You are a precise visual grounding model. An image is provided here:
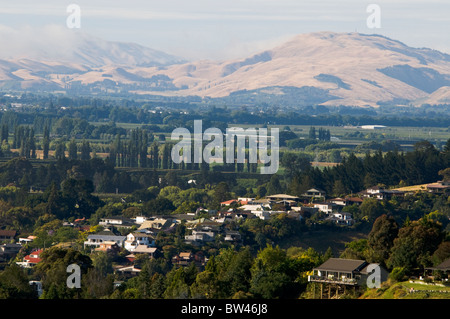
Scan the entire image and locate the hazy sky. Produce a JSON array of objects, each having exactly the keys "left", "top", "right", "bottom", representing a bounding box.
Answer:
[{"left": 1, "top": 0, "right": 449, "bottom": 61}]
